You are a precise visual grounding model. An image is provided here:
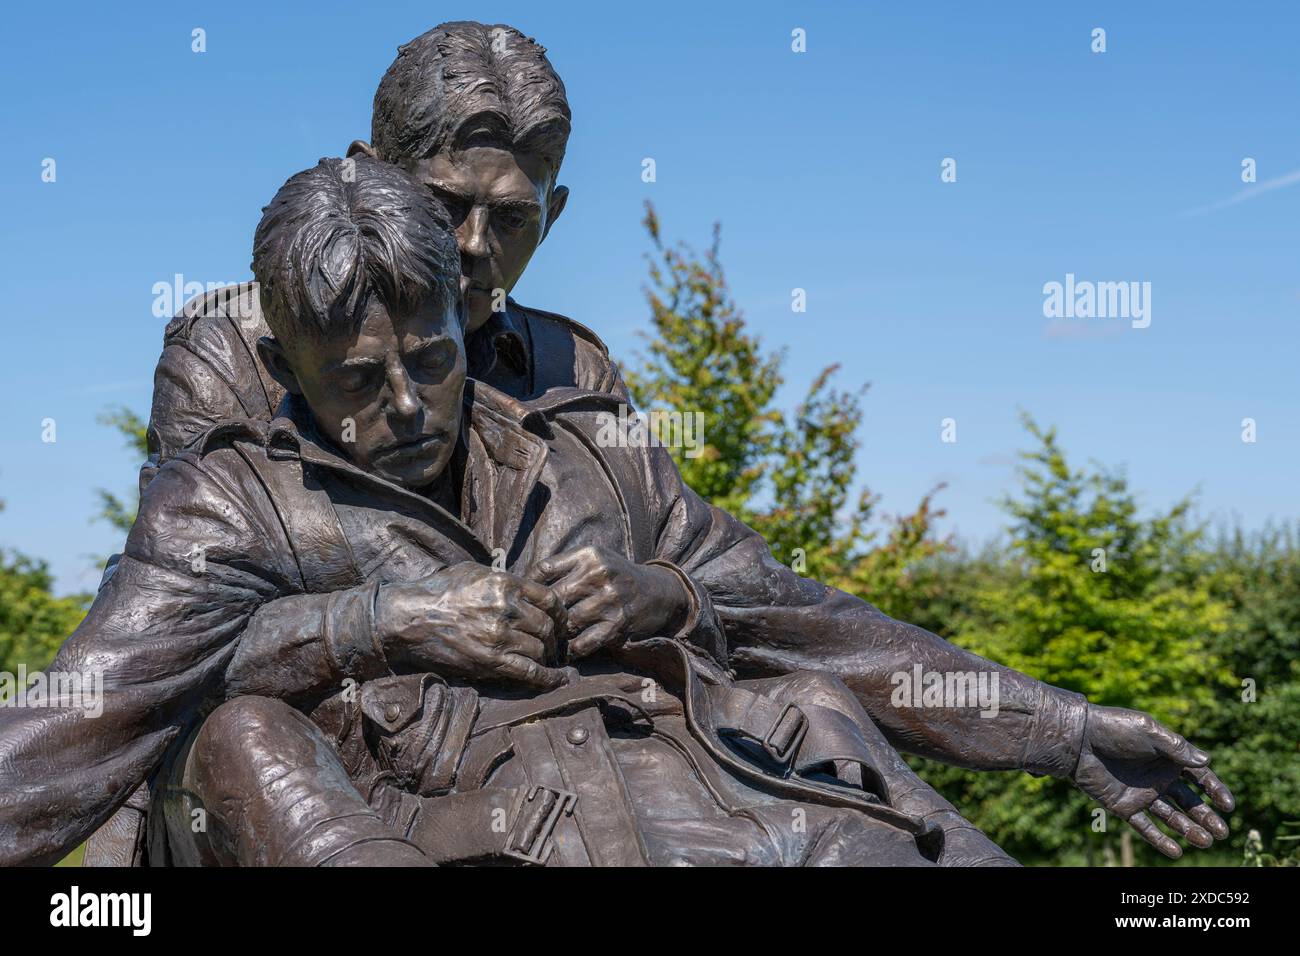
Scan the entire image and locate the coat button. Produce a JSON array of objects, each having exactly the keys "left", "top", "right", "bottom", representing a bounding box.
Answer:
[
  {"left": 385, "top": 703, "right": 401, "bottom": 722},
  {"left": 566, "top": 726, "right": 589, "bottom": 746}
]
